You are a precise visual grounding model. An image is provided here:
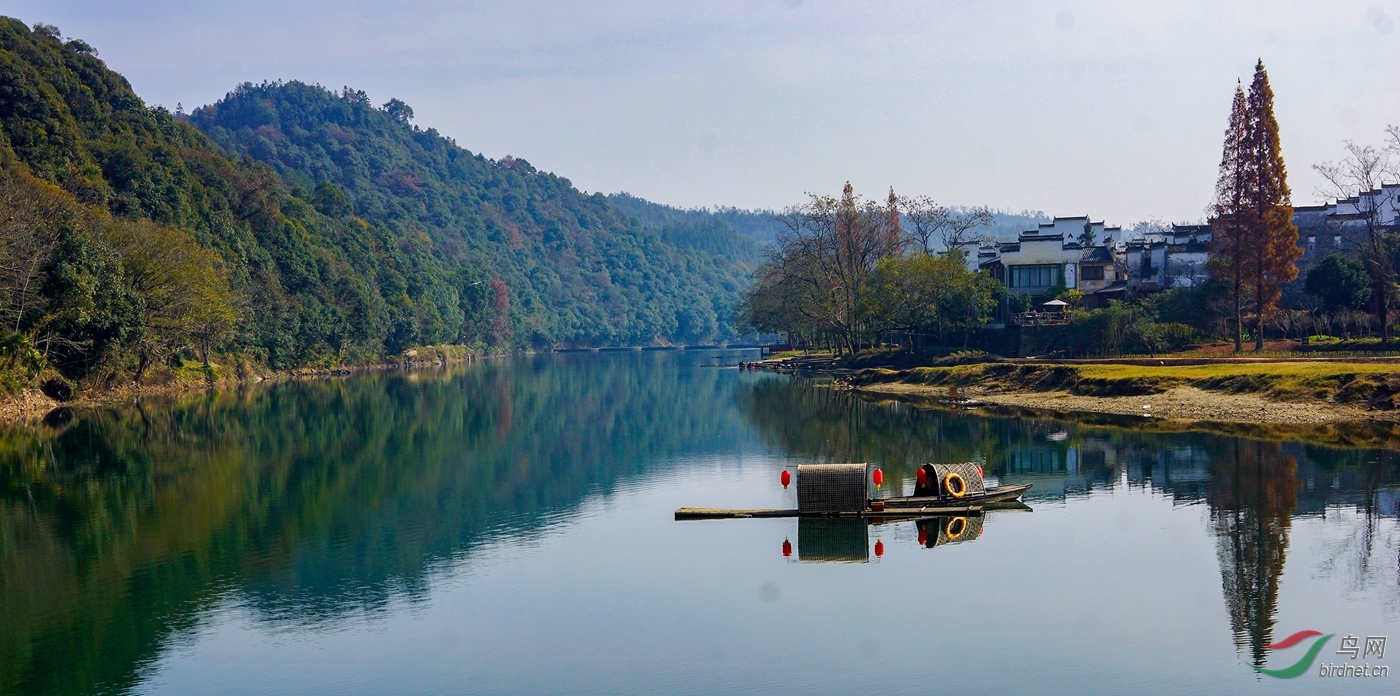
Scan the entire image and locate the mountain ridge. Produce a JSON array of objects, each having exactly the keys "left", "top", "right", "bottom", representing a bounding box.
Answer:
[
  {"left": 0, "top": 16, "right": 759, "bottom": 396},
  {"left": 189, "top": 80, "right": 748, "bottom": 348}
]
